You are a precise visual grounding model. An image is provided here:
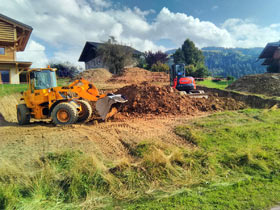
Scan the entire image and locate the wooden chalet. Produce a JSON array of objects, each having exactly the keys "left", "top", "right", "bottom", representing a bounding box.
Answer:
[
  {"left": 259, "top": 41, "right": 280, "bottom": 66},
  {"left": 0, "top": 13, "right": 33, "bottom": 84}
]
